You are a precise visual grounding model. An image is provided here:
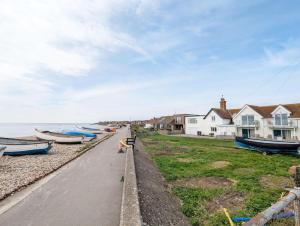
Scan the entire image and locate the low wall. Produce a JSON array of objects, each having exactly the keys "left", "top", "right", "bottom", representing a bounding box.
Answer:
[{"left": 119, "top": 143, "right": 141, "bottom": 226}]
